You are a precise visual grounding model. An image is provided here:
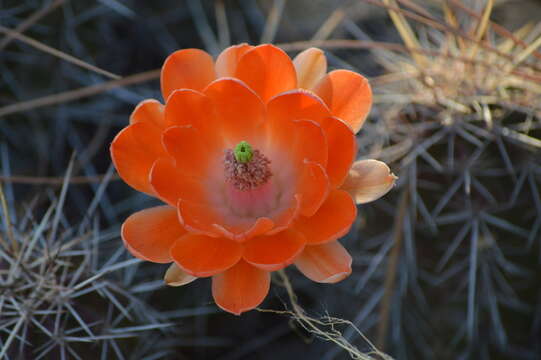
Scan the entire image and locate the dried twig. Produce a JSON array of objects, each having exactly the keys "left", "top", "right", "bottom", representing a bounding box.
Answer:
[
  {"left": 0, "top": 25, "right": 120, "bottom": 79},
  {"left": 0, "top": 173, "right": 120, "bottom": 185},
  {"left": 0, "top": 0, "right": 66, "bottom": 50},
  {"left": 260, "top": 0, "right": 287, "bottom": 44},
  {"left": 311, "top": 8, "right": 346, "bottom": 41},
  {"left": 257, "top": 270, "right": 392, "bottom": 360},
  {"left": 0, "top": 69, "right": 159, "bottom": 117}
]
